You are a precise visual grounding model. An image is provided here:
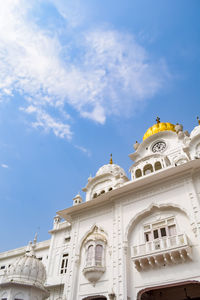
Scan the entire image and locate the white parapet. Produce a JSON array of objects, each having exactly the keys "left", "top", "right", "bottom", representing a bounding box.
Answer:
[{"left": 131, "top": 233, "right": 192, "bottom": 271}]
